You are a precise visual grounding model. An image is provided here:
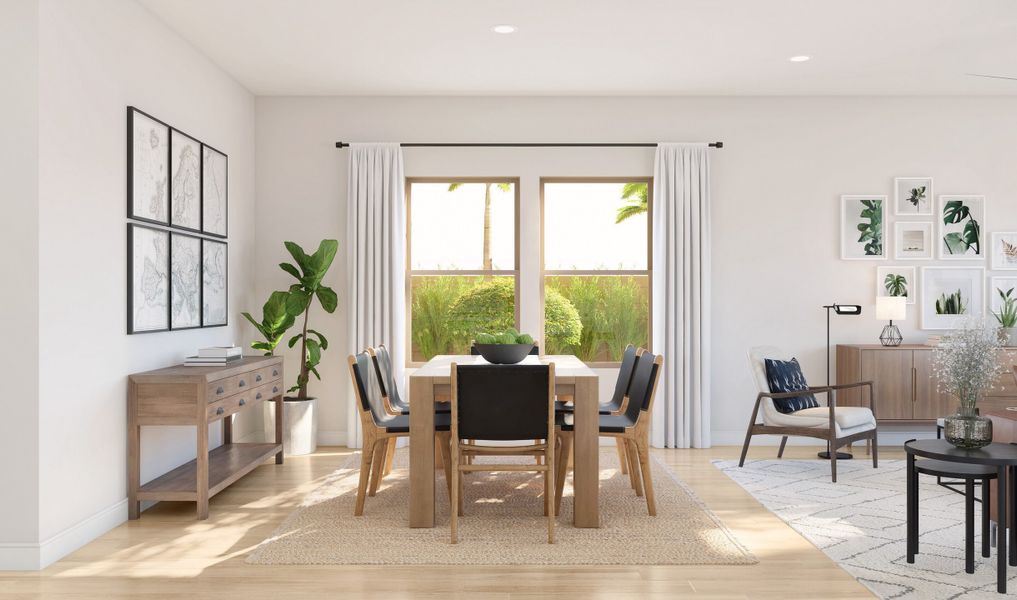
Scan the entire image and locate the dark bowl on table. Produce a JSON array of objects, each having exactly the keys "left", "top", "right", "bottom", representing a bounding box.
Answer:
[{"left": 474, "top": 344, "right": 535, "bottom": 365}]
